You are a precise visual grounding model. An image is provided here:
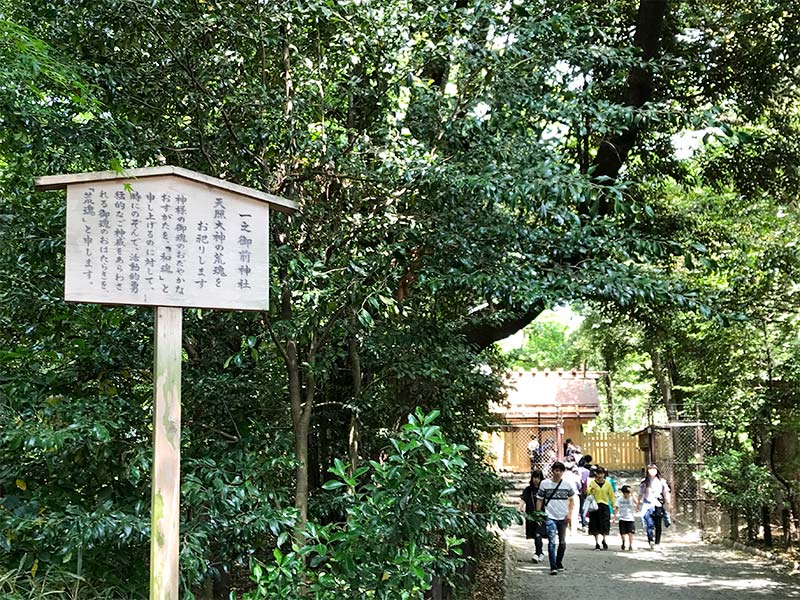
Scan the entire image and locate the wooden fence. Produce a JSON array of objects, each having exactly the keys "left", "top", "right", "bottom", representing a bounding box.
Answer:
[
  {"left": 577, "top": 432, "right": 642, "bottom": 471},
  {"left": 485, "top": 429, "right": 645, "bottom": 472}
]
